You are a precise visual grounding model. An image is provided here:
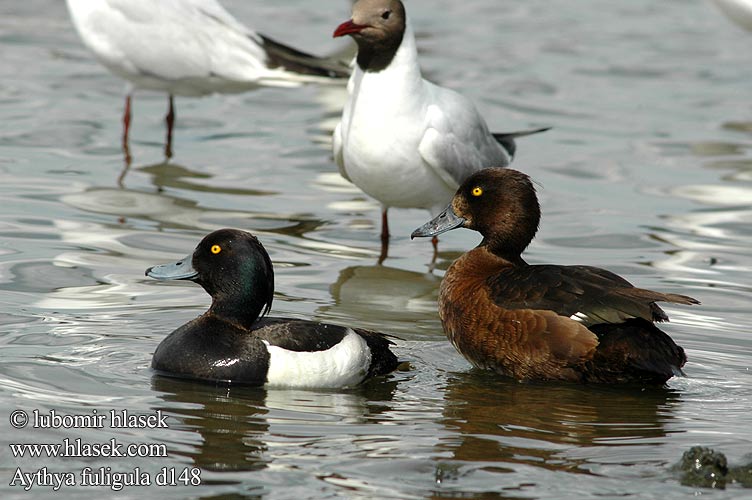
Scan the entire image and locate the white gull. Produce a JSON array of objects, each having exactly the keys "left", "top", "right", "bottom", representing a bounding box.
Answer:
[
  {"left": 332, "top": 0, "right": 548, "bottom": 262},
  {"left": 66, "top": 0, "right": 349, "bottom": 158}
]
